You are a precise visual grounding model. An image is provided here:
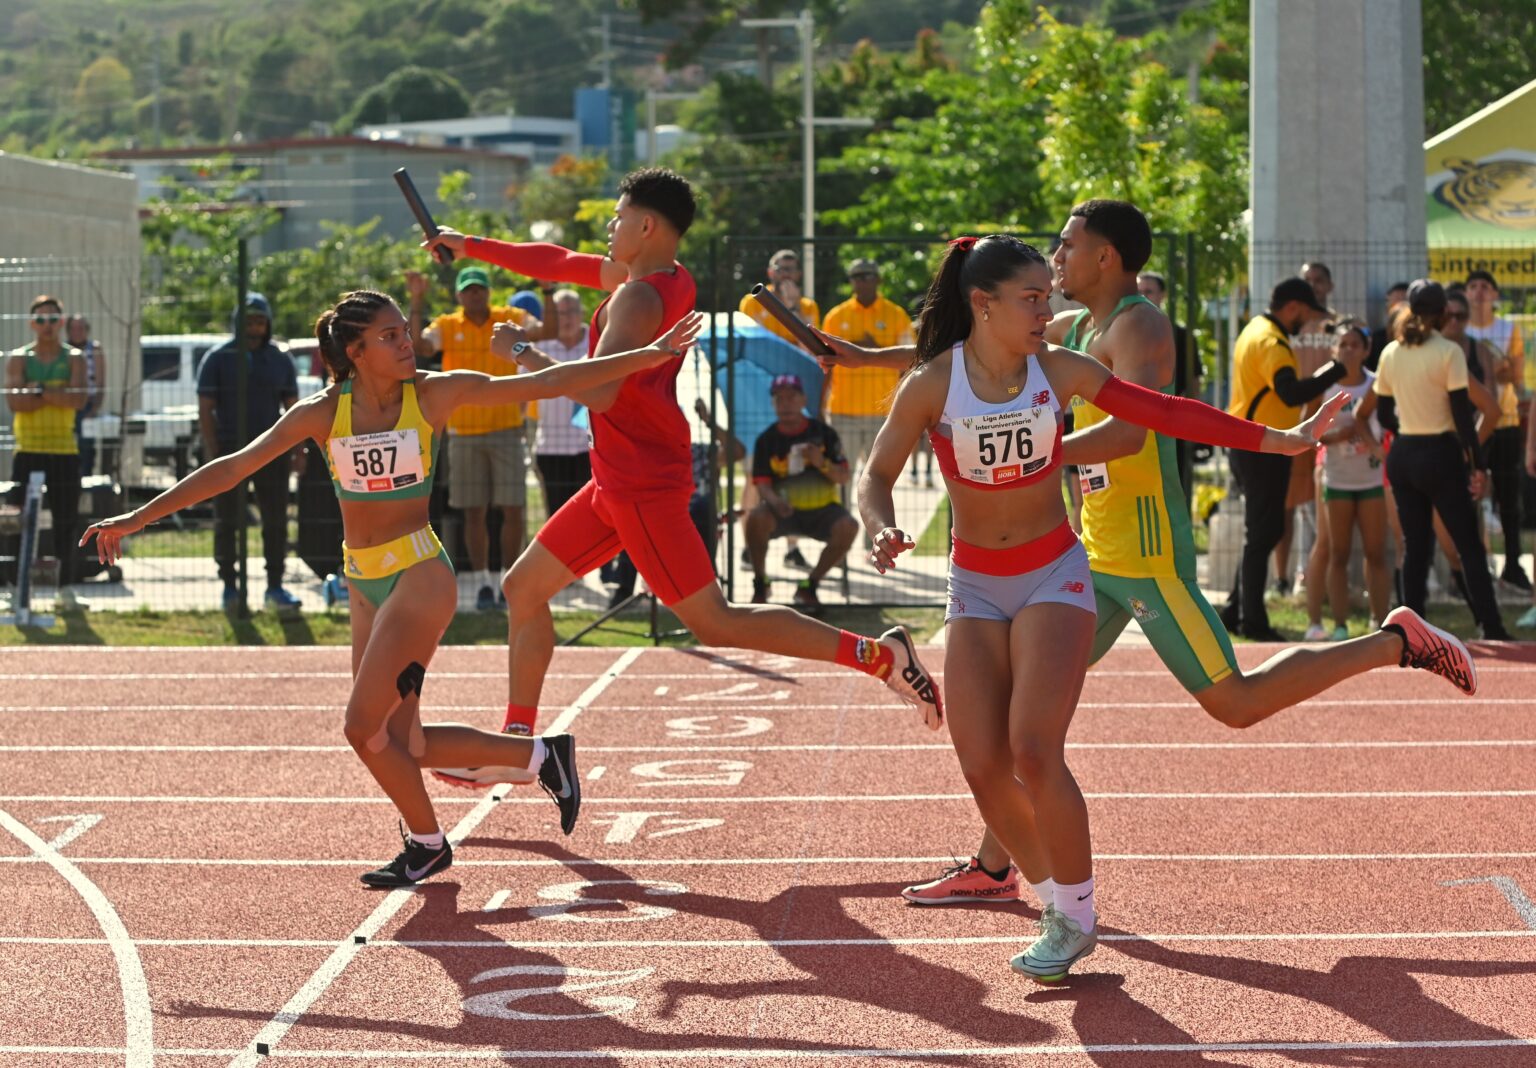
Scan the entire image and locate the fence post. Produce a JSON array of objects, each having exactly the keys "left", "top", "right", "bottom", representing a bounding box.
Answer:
[
  {"left": 234, "top": 239, "right": 250, "bottom": 618},
  {"left": 723, "top": 237, "right": 738, "bottom": 604}
]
